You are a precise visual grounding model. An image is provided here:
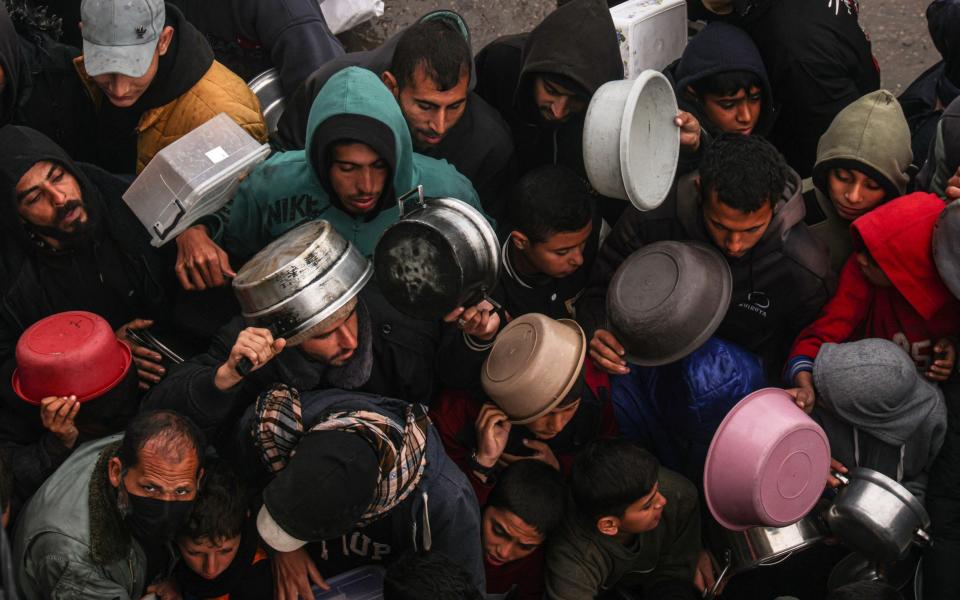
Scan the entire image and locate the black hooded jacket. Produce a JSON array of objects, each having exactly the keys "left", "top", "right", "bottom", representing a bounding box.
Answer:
[
  {"left": 899, "top": 0, "right": 960, "bottom": 167},
  {"left": 274, "top": 10, "right": 517, "bottom": 221},
  {"left": 169, "top": 0, "right": 343, "bottom": 97},
  {"left": 665, "top": 21, "right": 774, "bottom": 173},
  {"left": 0, "top": 126, "right": 176, "bottom": 361},
  {"left": 474, "top": 0, "right": 623, "bottom": 178},
  {"left": 0, "top": 2, "right": 102, "bottom": 167},
  {"left": 688, "top": 0, "right": 880, "bottom": 177},
  {"left": 578, "top": 171, "right": 834, "bottom": 379}
]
